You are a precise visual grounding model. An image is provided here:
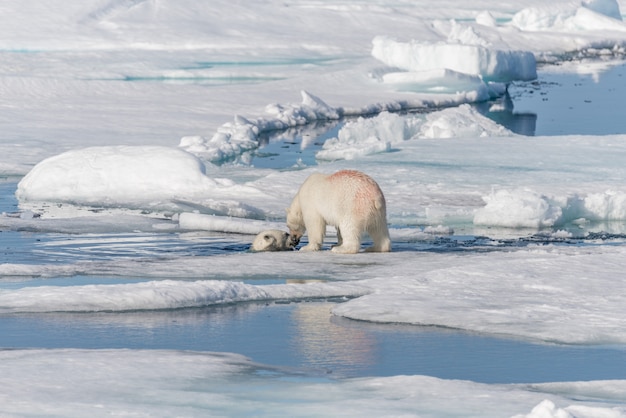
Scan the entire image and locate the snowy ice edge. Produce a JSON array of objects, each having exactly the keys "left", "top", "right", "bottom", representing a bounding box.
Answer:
[
  {"left": 0, "top": 278, "right": 370, "bottom": 314},
  {"left": 177, "top": 89, "right": 476, "bottom": 164}
]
